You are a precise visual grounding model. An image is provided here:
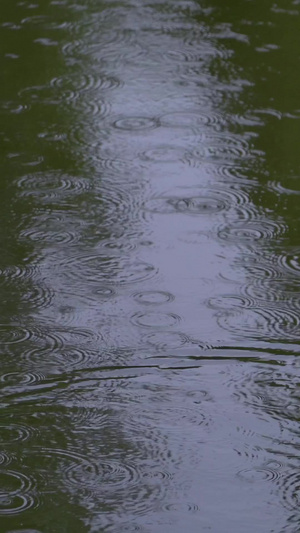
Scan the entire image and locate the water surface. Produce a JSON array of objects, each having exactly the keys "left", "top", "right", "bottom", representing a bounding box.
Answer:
[{"left": 1, "top": 0, "right": 300, "bottom": 531}]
